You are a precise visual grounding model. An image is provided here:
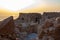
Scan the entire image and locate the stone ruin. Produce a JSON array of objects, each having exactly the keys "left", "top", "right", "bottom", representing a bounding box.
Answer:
[
  {"left": 0, "top": 12, "right": 60, "bottom": 40},
  {"left": 43, "top": 12, "right": 60, "bottom": 19},
  {"left": 16, "top": 13, "right": 41, "bottom": 23},
  {"left": 14, "top": 12, "right": 60, "bottom": 40},
  {"left": 0, "top": 16, "right": 16, "bottom": 40},
  {"left": 38, "top": 17, "right": 60, "bottom": 40},
  {"left": 15, "top": 13, "right": 41, "bottom": 31},
  {"left": 15, "top": 13, "right": 42, "bottom": 40},
  {"left": 38, "top": 19, "right": 55, "bottom": 40}
]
